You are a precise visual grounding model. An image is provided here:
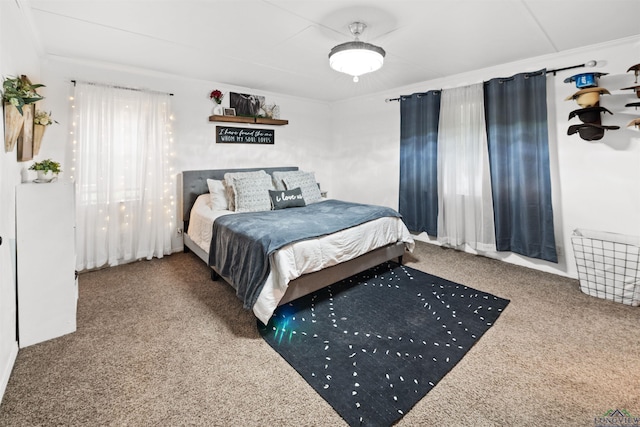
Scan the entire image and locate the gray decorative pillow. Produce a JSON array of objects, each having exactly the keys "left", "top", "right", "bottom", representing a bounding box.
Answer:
[
  {"left": 231, "top": 174, "right": 274, "bottom": 212},
  {"left": 272, "top": 170, "right": 304, "bottom": 191},
  {"left": 282, "top": 171, "right": 322, "bottom": 204},
  {"left": 269, "top": 187, "right": 306, "bottom": 210},
  {"left": 224, "top": 170, "right": 269, "bottom": 211}
]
